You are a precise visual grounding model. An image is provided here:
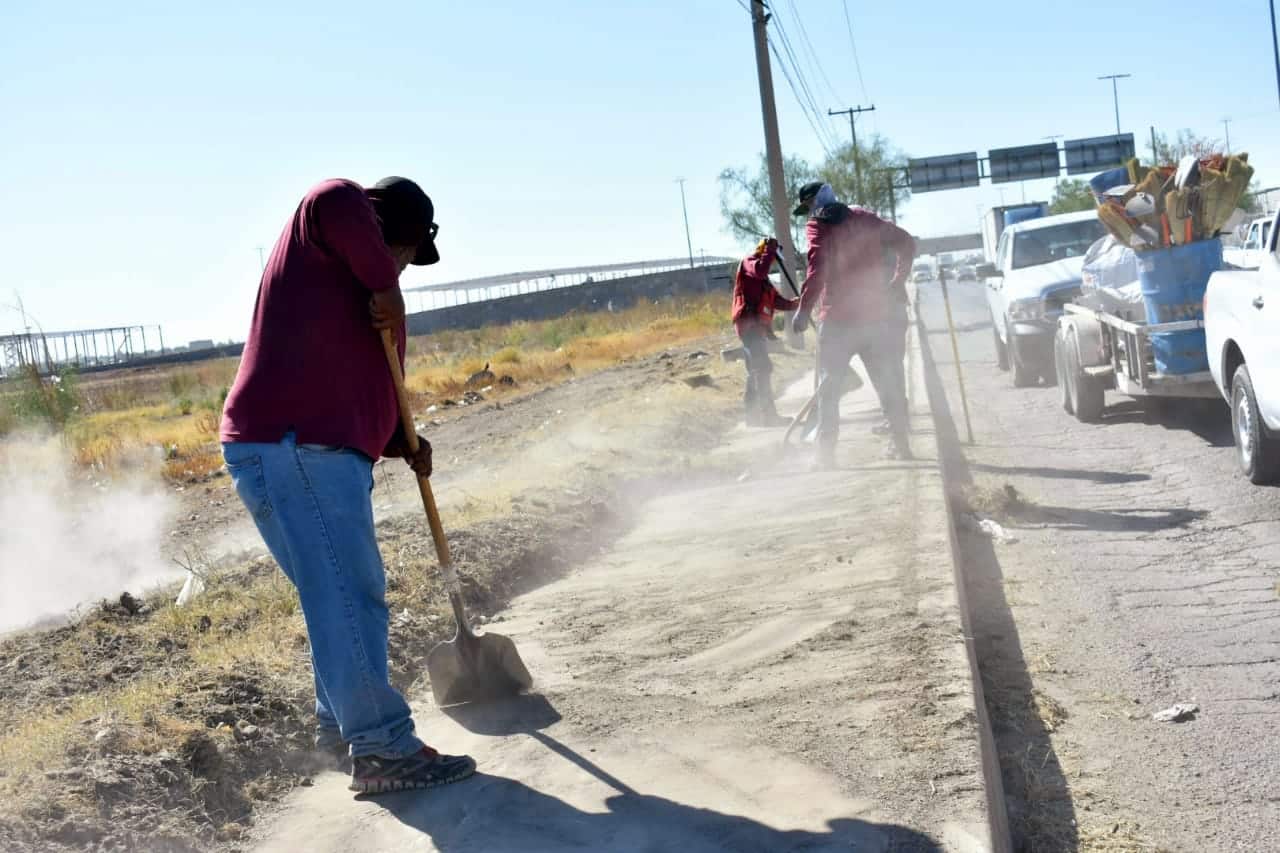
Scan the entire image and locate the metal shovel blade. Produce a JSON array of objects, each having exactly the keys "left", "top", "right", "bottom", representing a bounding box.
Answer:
[{"left": 427, "top": 627, "right": 533, "bottom": 707}]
